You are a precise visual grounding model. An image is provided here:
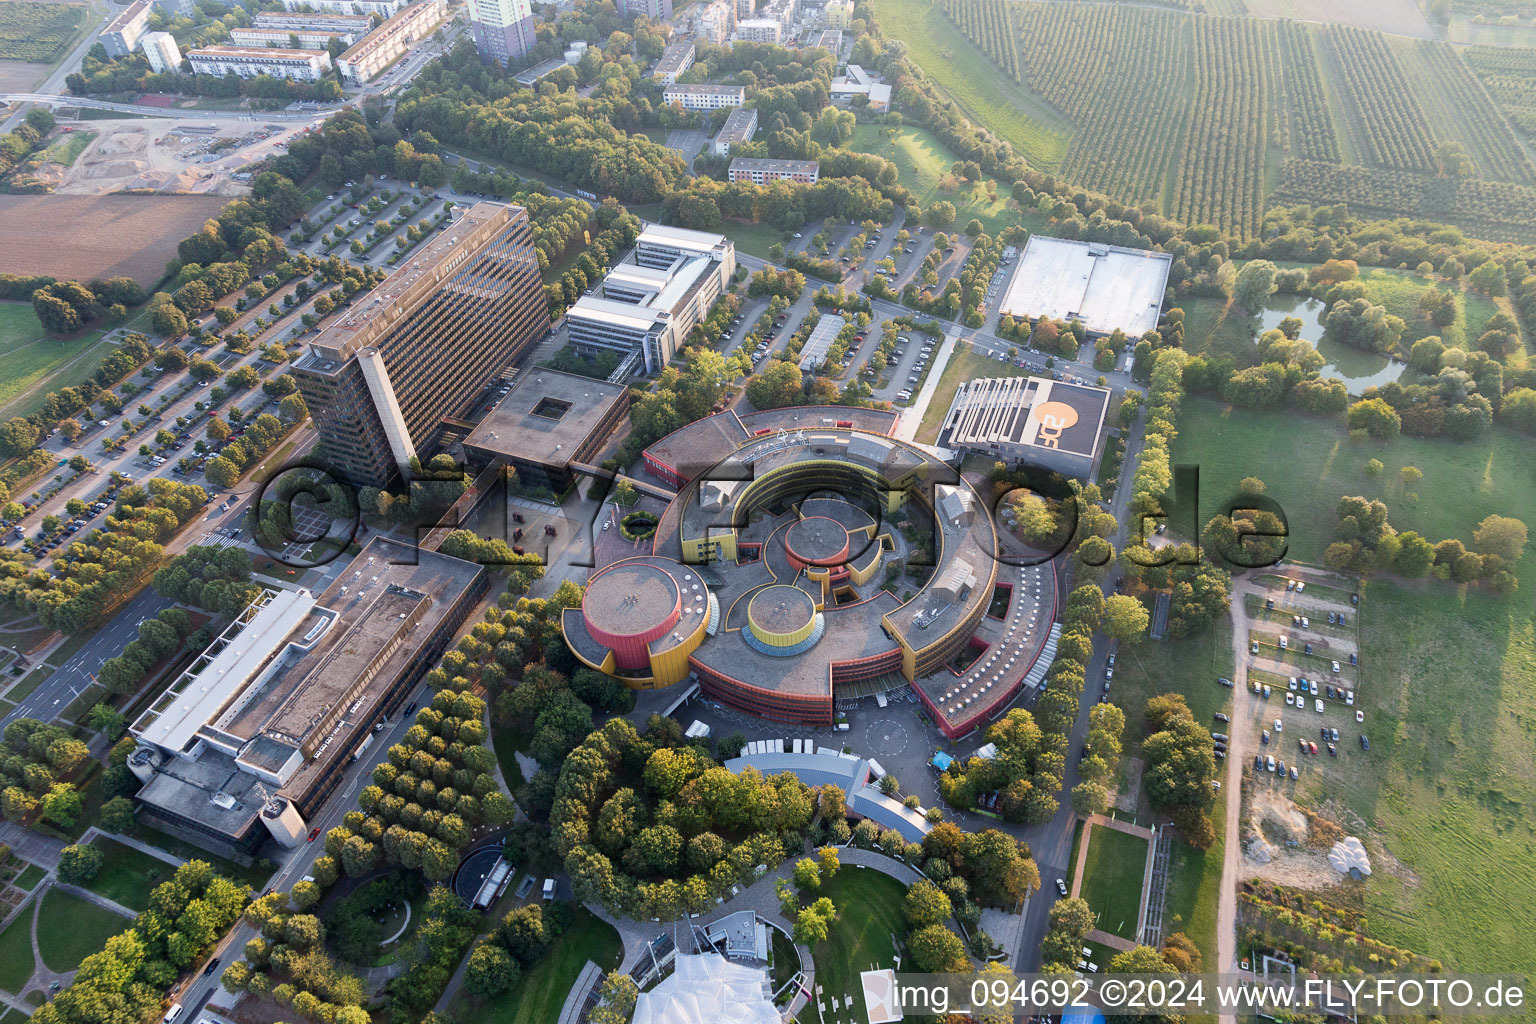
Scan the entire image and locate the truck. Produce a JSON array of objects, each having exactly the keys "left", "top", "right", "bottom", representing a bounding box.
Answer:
[{"left": 350, "top": 733, "right": 374, "bottom": 763}]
